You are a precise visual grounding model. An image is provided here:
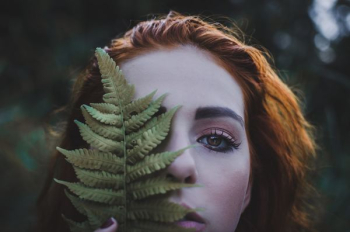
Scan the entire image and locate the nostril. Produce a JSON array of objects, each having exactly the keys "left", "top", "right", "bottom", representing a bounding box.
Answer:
[
  {"left": 165, "top": 152, "right": 198, "bottom": 184},
  {"left": 166, "top": 174, "right": 192, "bottom": 183},
  {"left": 185, "top": 176, "right": 192, "bottom": 183}
]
